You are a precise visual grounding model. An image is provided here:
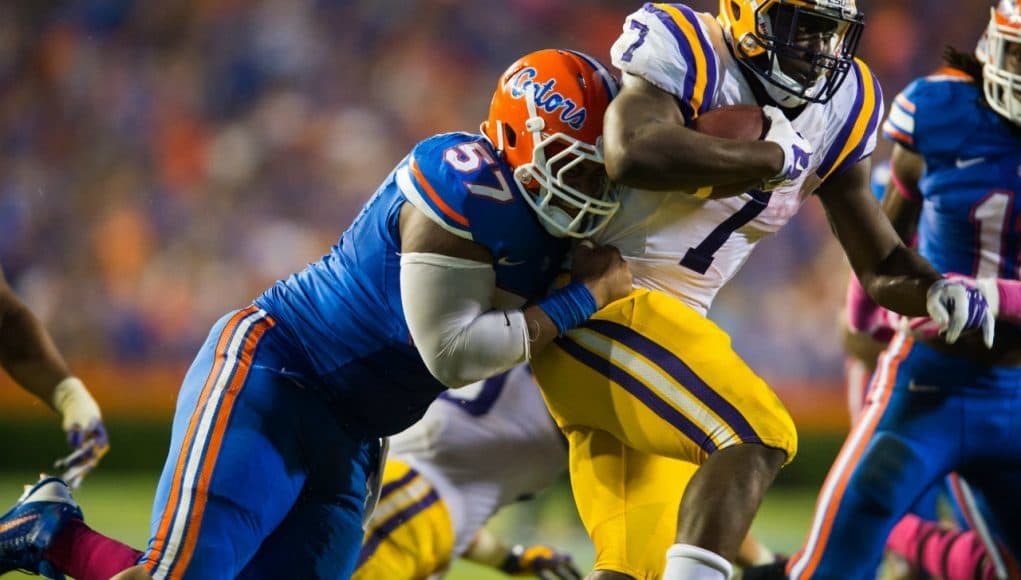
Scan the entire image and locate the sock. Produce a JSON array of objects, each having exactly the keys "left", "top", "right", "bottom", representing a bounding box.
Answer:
[
  {"left": 663, "top": 543, "right": 733, "bottom": 580},
  {"left": 43, "top": 518, "right": 144, "bottom": 580},
  {"left": 886, "top": 514, "right": 995, "bottom": 580}
]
